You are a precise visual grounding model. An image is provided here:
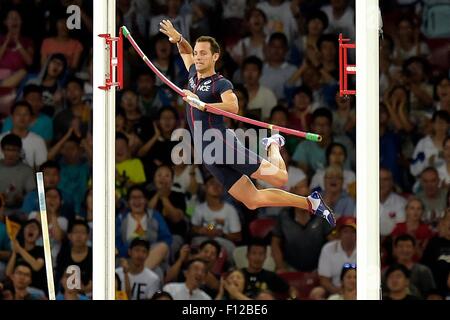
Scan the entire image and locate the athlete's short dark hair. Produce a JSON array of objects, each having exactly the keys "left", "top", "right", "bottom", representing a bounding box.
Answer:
[{"left": 196, "top": 36, "right": 220, "bottom": 55}]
